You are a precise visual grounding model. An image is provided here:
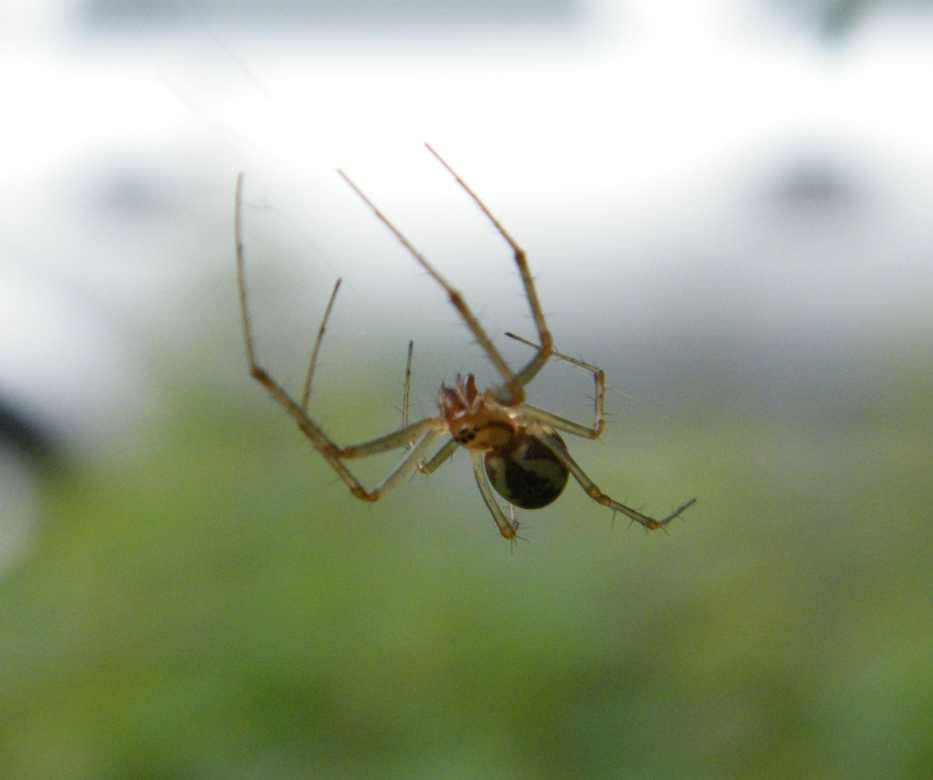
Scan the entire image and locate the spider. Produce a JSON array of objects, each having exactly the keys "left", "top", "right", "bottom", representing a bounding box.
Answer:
[{"left": 235, "top": 143, "right": 696, "bottom": 543}]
